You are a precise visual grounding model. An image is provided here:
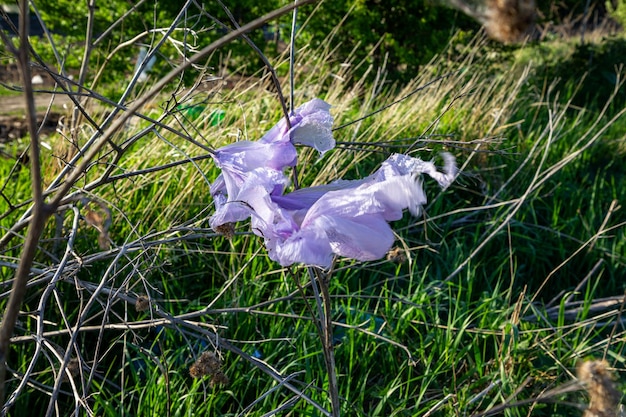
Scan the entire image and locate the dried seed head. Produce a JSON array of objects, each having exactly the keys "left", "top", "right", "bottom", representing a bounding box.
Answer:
[
  {"left": 215, "top": 223, "right": 235, "bottom": 239},
  {"left": 189, "top": 351, "right": 229, "bottom": 387},
  {"left": 135, "top": 295, "right": 150, "bottom": 312},
  {"left": 386, "top": 247, "right": 407, "bottom": 263},
  {"left": 83, "top": 201, "right": 112, "bottom": 250},
  {"left": 62, "top": 358, "right": 80, "bottom": 382},
  {"left": 189, "top": 352, "right": 221, "bottom": 377},
  {"left": 577, "top": 360, "right": 623, "bottom": 417},
  {"left": 210, "top": 371, "right": 230, "bottom": 388}
]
